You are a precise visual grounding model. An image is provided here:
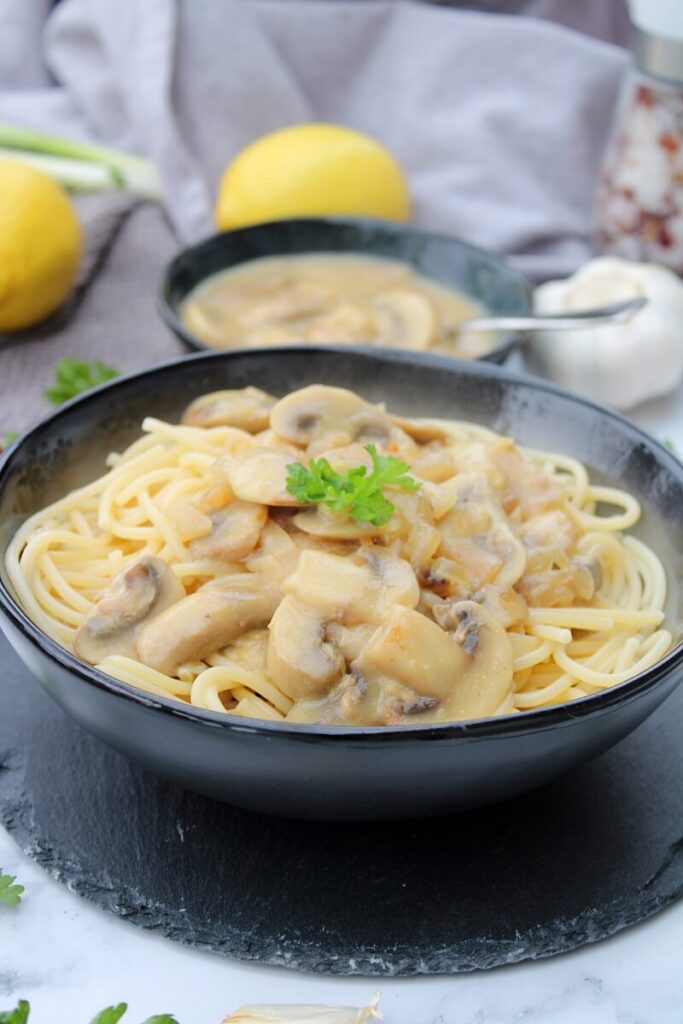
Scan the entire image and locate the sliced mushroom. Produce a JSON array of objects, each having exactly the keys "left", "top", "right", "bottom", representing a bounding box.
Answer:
[
  {"left": 136, "top": 580, "right": 281, "bottom": 676},
  {"left": 284, "top": 548, "right": 418, "bottom": 624},
  {"left": 353, "top": 605, "right": 463, "bottom": 701},
  {"left": 270, "top": 384, "right": 394, "bottom": 450},
  {"left": 250, "top": 429, "right": 303, "bottom": 456},
  {"left": 388, "top": 414, "right": 449, "bottom": 444},
  {"left": 312, "top": 443, "right": 375, "bottom": 474},
  {"left": 190, "top": 500, "right": 268, "bottom": 561},
  {"left": 74, "top": 556, "right": 185, "bottom": 664},
  {"left": 293, "top": 507, "right": 380, "bottom": 540},
  {"left": 224, "top": 448, "right": 303, "bottom": 506},
  {"left": 238, "top": 281, "right": 333, "bottom": 328},
  {"left": 286, "top": 670, "right": 437, "bottom": 726},
  {"left": 182, "top": 387, "right": 276, "bottom": 432},
  {"left": 374, "top": 289, "right": 437, "bottom": 350},
  {"left": 267, "top": 595, "right": 345, "bottom": 701},
  {"left": 430, "top": 600, "right": 514, "bottom": 720},
  {"left": 304, "top": 303, "right": 373, "bottom": 344},
  {"left": 381, "top": 681, "right": 439, "bottom": 725}
]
